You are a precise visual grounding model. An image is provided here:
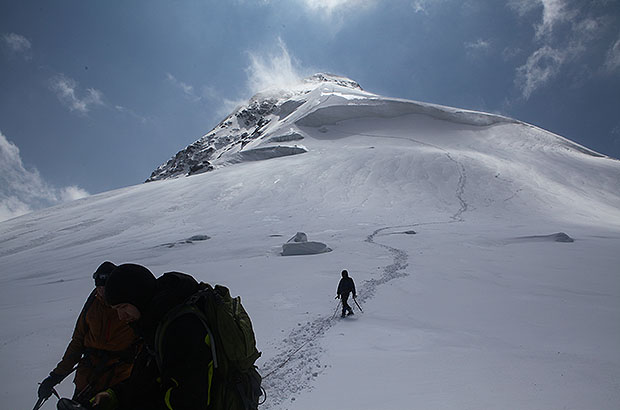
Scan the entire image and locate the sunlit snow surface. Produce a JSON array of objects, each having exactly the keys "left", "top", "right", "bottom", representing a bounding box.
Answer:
[{"left": 1, "top": 80, "right": 619, "bottom": 410}]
